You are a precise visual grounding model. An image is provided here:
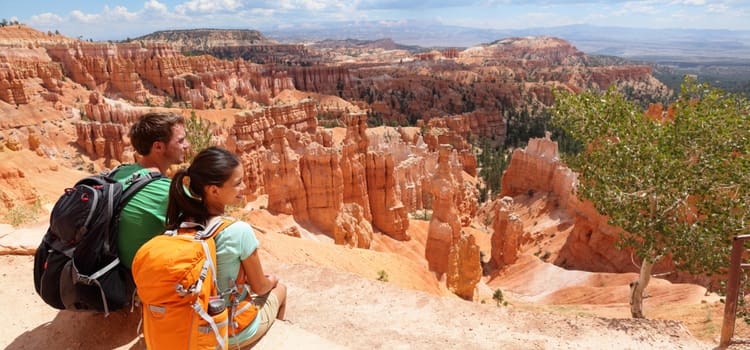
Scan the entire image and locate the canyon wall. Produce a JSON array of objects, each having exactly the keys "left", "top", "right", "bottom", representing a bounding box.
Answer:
[{"left": 494, "top": 137, "right": 703, "bottom": 285}]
